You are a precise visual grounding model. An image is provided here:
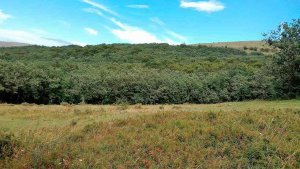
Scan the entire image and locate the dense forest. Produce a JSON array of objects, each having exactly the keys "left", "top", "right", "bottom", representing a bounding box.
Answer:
[
  {"left": 0, "top": 44, "right": 274, "bottom": 104},
  {"left": 0, "top": 20, "right": 299, "bottom": 104}
]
